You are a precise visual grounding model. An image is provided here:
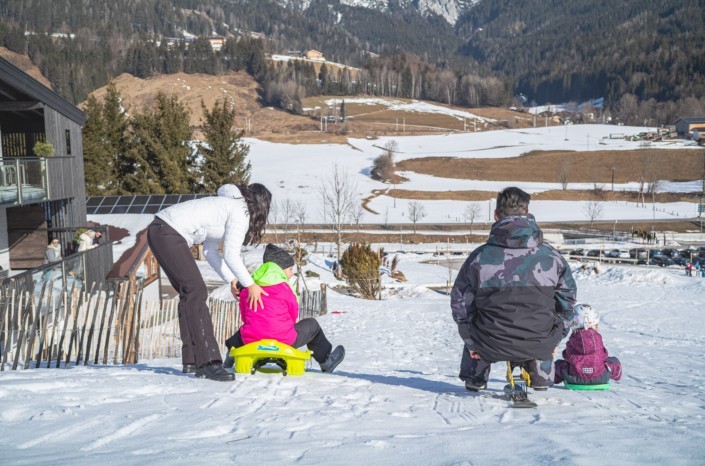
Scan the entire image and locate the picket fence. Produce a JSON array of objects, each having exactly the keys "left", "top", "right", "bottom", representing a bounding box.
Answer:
[{"left": 1, "top": 281, "right": 327, "bottom": 369}]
